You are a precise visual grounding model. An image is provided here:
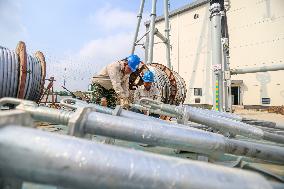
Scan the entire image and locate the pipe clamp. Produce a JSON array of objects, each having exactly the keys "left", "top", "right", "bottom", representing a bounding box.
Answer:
[{"left": 68, "top": 106, "right": 96, "bottom": 137}]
